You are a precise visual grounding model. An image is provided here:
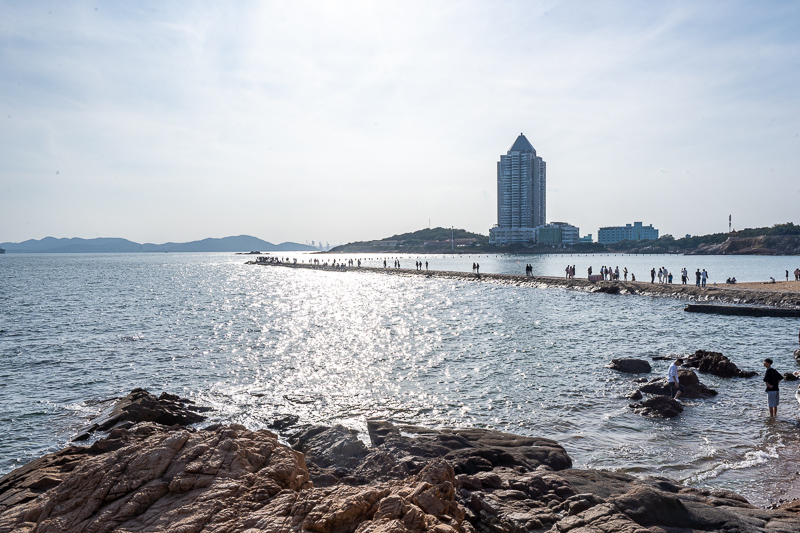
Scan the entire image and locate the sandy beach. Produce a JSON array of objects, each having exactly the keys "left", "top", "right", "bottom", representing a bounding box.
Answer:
[{"left": 720, "top": 280, "right": 800, "bottom": 293}]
